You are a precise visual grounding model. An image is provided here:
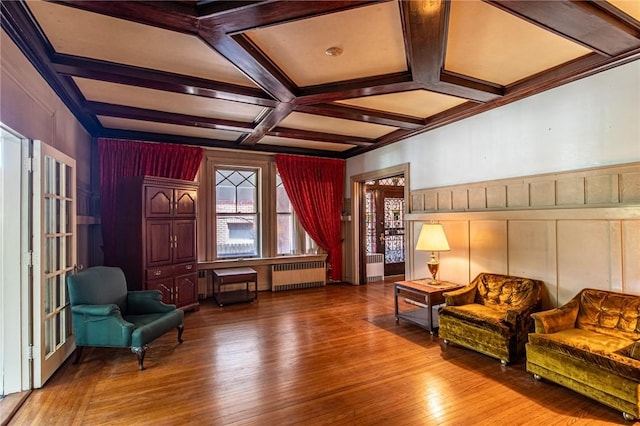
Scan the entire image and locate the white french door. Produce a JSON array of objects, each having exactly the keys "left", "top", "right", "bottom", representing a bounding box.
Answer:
[{"left": 31, "top": 140, "right": 76, "bottom": 388}]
